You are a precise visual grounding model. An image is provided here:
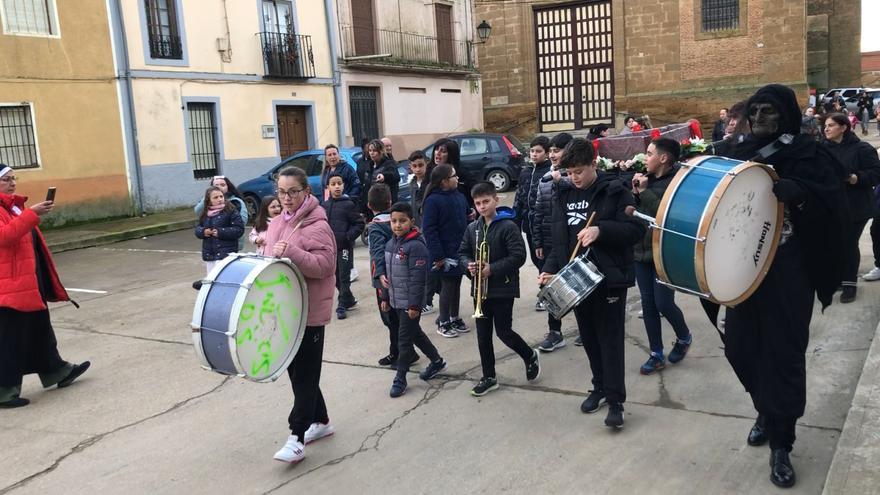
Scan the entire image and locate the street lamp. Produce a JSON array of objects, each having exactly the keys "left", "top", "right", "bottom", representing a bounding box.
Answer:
[{"left": 476, "top": 20, "right": 491, "bottom": 43}]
